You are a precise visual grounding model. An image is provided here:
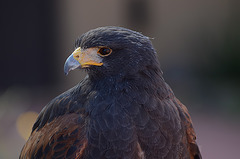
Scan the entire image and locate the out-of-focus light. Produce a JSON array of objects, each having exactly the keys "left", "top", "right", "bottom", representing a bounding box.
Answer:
[{"left": 16, "top": 111, "right": 38, "bottom": 141}]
